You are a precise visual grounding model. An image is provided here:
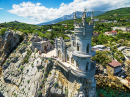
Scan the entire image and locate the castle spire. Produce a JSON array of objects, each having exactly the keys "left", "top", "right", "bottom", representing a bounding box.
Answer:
[
  {"left": 91, "top": 11, "right": 94, "bottom": 20},
  {"left": 82, "top": 9, "right": 87, "bottom": 27},
  {"left": 90, "top": 11, "right": 94, "bottom": 25},
  {"left": 83, "top": 9, "right": 86, "bottom": 18}
]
